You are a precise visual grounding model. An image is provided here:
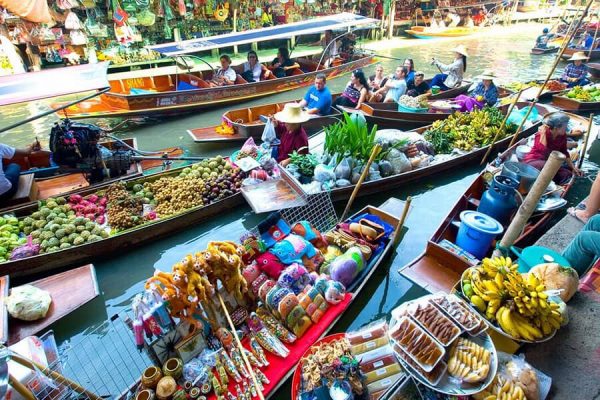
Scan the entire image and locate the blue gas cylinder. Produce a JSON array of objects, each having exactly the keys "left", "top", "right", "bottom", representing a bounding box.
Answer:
[{"left": 477, "top": 175, "right": 519, "bottom": 226}]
